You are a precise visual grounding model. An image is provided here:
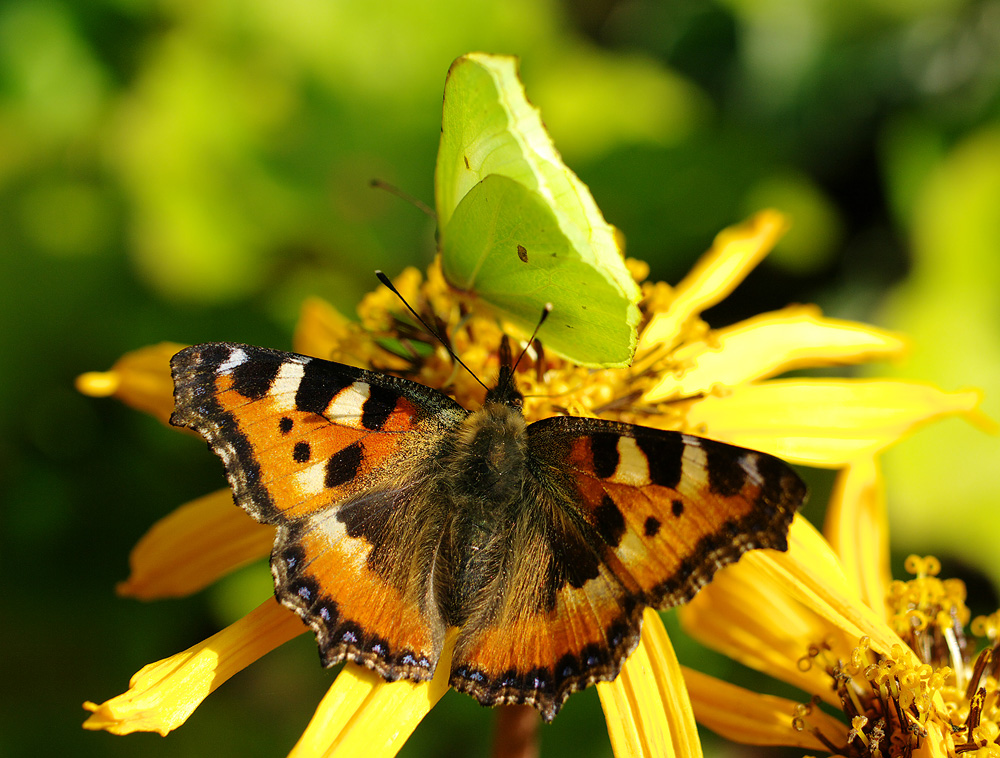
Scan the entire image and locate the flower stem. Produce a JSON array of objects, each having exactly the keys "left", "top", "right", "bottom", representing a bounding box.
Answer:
[{"left": 492, "top": 705, "right": 539, "bottom": 758}]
